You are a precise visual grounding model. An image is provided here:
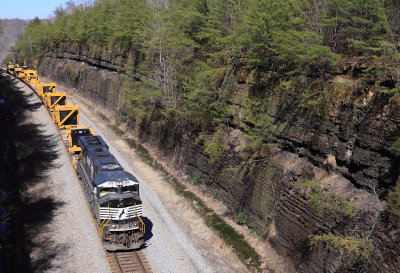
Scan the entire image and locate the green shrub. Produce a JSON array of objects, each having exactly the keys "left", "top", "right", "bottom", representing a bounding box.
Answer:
[
  {"left": 192, "top": 170, "right": 202, "bottom": 184},
  {"left": 65, "top": 64, "right": 78, "bottom": 81},
  {"left": 390, "top": 137, "right": 400, "bottom": 157},
  {"left": 236, "top": 212, "right": 247, "bottom": 225},
  {"left": 221, "top": 161, "right": 248, "bottom": 182},
  {"left": 196, "top": 127, "right": 227, "bottom": 164},
  {"left": 309, "top": 233, "right": 373, "bottom": 257},
  {"left": 297, "top": 177, "right": 355, "bottom": 217},
  {"left": 387, "top": 178, "right": 400, "bottom": 223}
]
